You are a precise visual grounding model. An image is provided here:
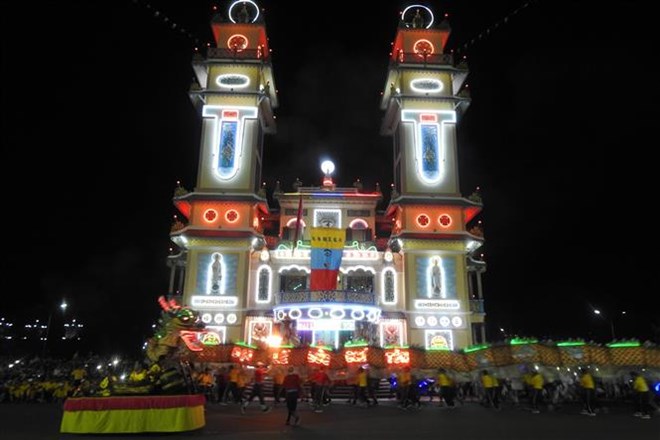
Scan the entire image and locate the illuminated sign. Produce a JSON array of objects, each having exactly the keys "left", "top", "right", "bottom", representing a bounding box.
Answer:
[
  {"left": 425, "top": 329, "right": 453, "bottom": 350},
  {"left": 345, "top": 347, "right": 368, "bottom": 364},
  {"left": 200, "top": 331, "right": 222, "bottom": 345},
  {"left": 296, "top": 319, "right": 356, "bottom": 331},
  {"left": 205, "top": 326, "right": 226, "bottom": 343},
  {"left": 191, "top": 296, "right": 238, "bottom": 308},
  {"left": 274, "top": 304, "right": 381, "bottom": 323},
  {"left": 273, "top": 248, "right": 379, "bottom": 261},
  {"left": 271, "top": 349, "right": 291, "bottom": 365},
  {"left": 230, "top": 345, "right": 255, "bottom": 363},
  {"left": 414, "top": 299, "right": 460, "bottom": 310},
  {"left": 385, "top": 348, "right": 410, "bottom": 365},
  {"left": 410, "top": 314, "right": 464, "bottom": 329},
  {"left": 307, "top": 347, "right": 331, "bottom": 366}
]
